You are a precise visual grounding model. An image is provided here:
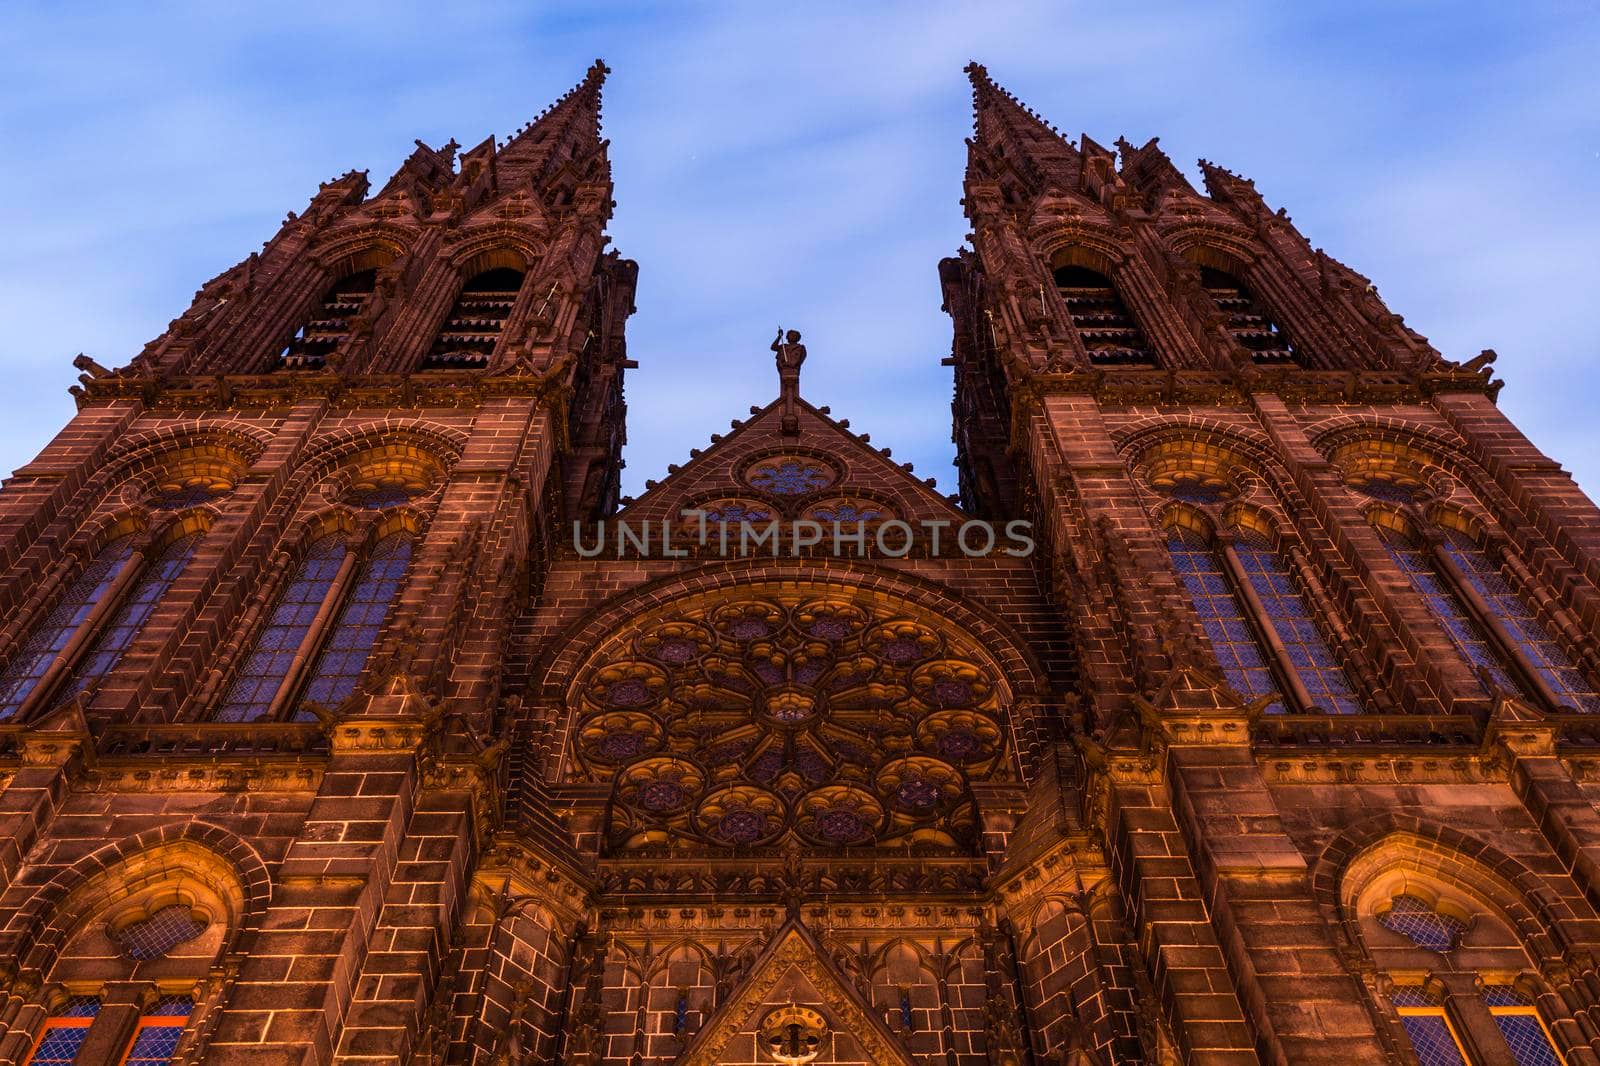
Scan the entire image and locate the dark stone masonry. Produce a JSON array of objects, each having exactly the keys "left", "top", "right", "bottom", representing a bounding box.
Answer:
[{"left": 0, "top": 58, "right": 1595, "bottom": 1066}]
